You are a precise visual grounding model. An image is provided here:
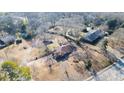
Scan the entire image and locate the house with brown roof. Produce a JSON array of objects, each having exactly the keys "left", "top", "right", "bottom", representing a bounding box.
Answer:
[{"left": 53, "top": 44, "right": 76, "bottom": 61}]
